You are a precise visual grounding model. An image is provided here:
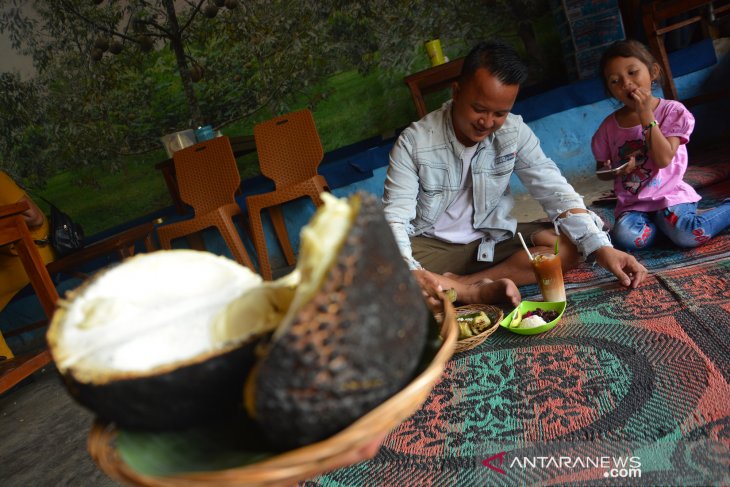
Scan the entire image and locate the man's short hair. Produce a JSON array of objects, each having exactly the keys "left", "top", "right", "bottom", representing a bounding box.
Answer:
[{"left": 460, "top": 40, "right": 528, "bottom": 86}]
